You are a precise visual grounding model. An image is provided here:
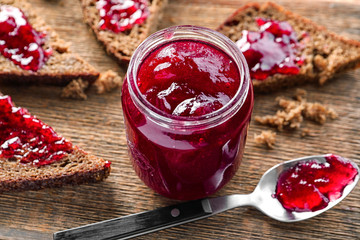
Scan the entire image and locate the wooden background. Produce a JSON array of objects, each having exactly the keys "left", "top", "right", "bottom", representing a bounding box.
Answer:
[{"left": 0, "top": 0, "right": 359, "bottom": 239}]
